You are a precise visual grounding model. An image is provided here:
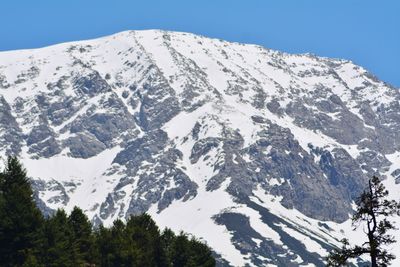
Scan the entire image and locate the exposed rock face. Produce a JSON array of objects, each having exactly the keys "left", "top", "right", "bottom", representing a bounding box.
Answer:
[
  {"left": 0, "top": 30, "right": 399, "bottom": 266},
  {"left": 0, "top": 96, "right": 23, "bottom": 155}
]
